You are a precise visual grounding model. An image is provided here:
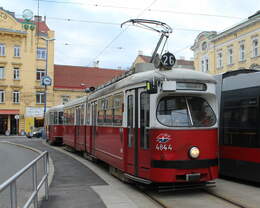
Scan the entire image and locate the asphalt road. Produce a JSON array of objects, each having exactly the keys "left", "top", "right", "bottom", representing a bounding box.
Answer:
[{"left": 0, "top": 141, "right": 40, "bottom": 208}]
